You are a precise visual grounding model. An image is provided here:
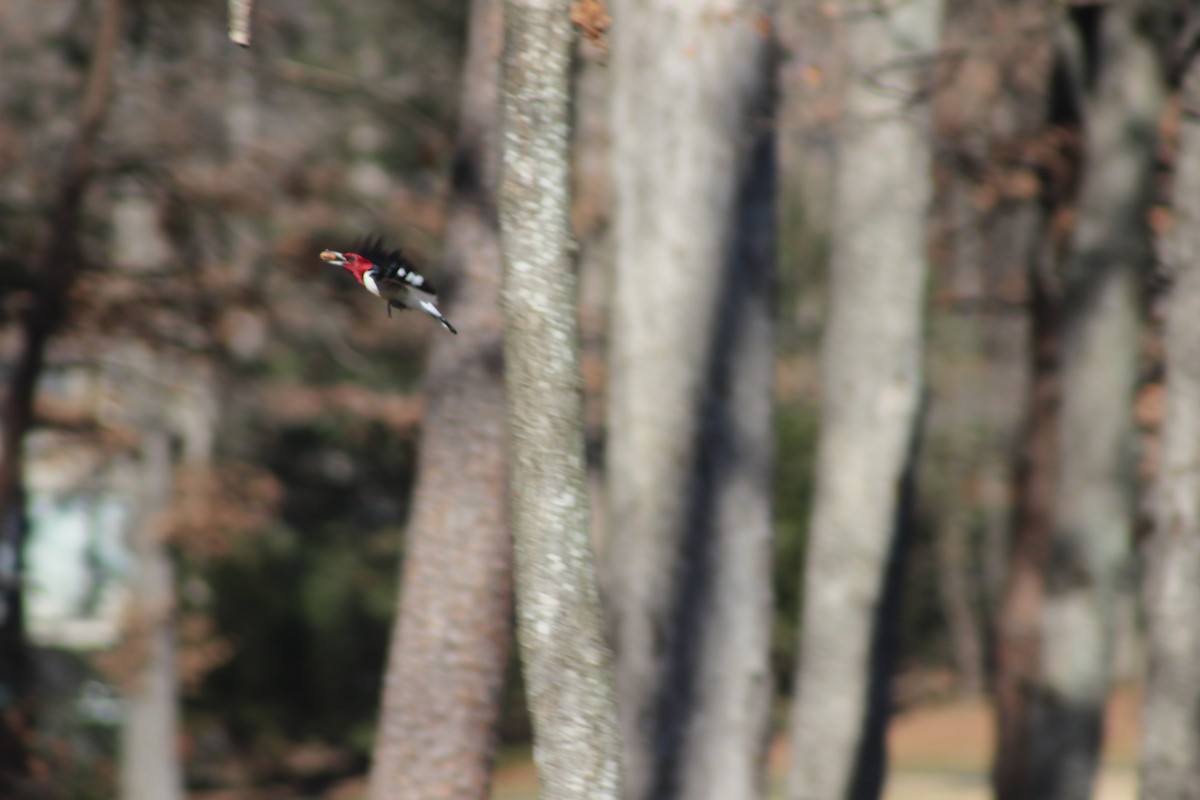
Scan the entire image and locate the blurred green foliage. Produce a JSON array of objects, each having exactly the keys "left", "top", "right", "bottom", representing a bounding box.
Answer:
[
  {"left": 770, "top": 403, "right": 819, "bottom": 697},
  {"left": 190, "top": 418, "right": 415, "bottom": 759}
]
